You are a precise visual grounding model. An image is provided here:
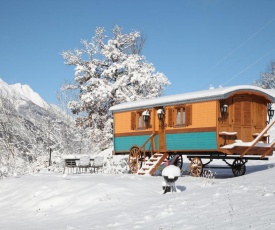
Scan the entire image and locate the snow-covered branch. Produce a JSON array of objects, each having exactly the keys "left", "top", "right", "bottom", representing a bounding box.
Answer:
[{"left": 62, "top": 25, "right": 170, "bottom": 149}]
